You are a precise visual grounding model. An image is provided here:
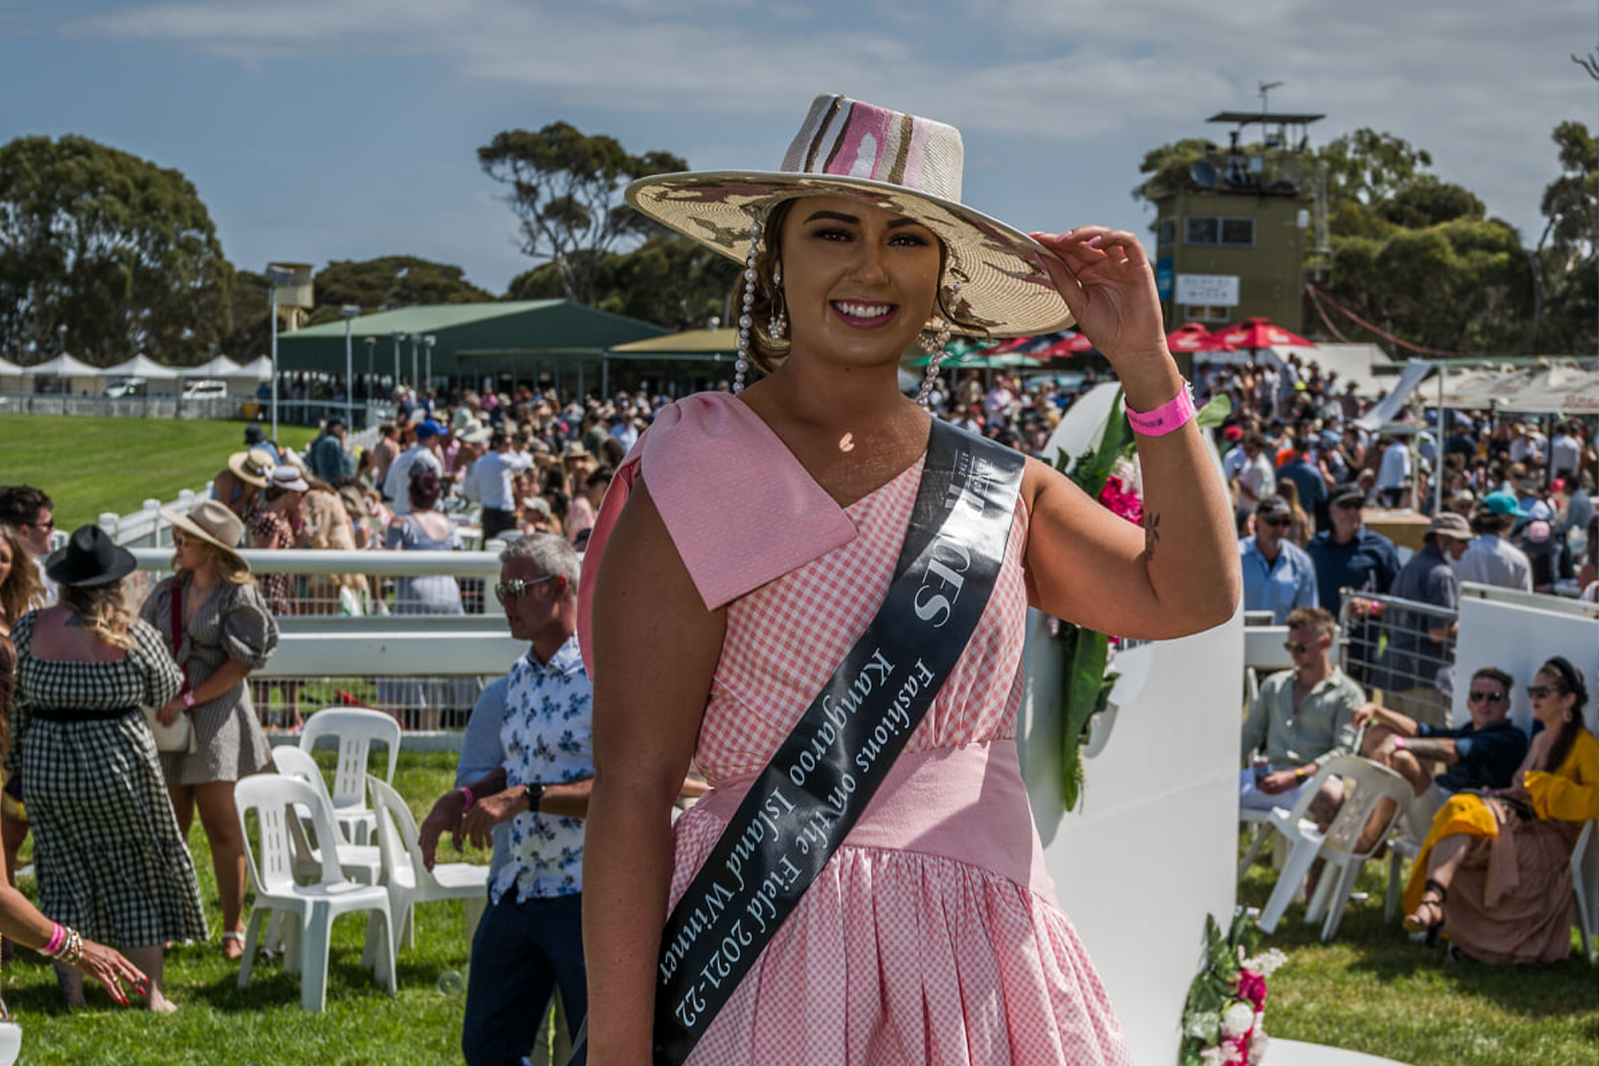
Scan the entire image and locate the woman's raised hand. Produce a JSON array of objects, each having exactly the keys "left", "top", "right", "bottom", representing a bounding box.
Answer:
[{"left": 1029, "top": 228, "right": 1169, "bottom": 370}]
